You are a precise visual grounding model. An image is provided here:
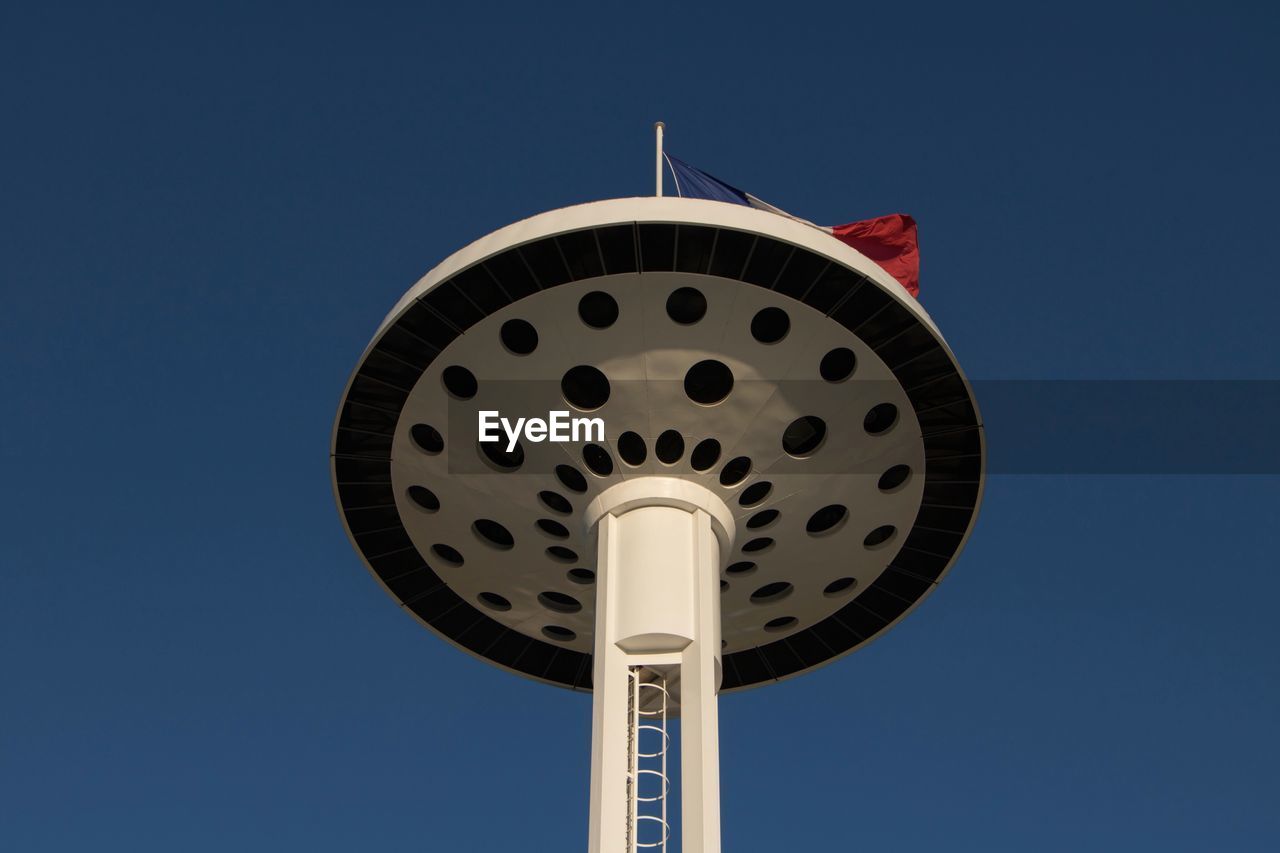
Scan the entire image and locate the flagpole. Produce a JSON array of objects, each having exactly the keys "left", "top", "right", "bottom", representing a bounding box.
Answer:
[{"left": 654, "top": 121, "right": 665, "bottom": 197}]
